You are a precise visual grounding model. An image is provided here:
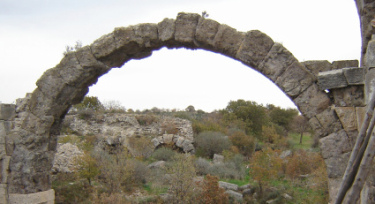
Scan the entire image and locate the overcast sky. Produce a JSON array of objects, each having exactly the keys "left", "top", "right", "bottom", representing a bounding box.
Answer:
[{"left": 0, "top": 0, "right": 361, "bottom": 112}]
